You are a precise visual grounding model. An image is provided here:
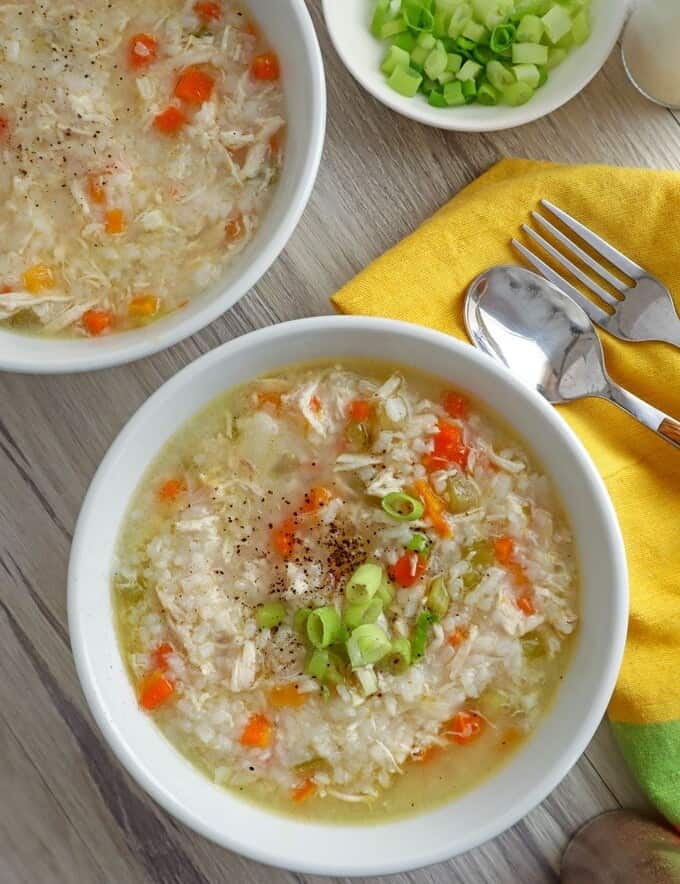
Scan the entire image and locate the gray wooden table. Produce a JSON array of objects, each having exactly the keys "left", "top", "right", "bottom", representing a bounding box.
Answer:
[{"left": 2, "top": 3, "right": 673, "bottom": 882}]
